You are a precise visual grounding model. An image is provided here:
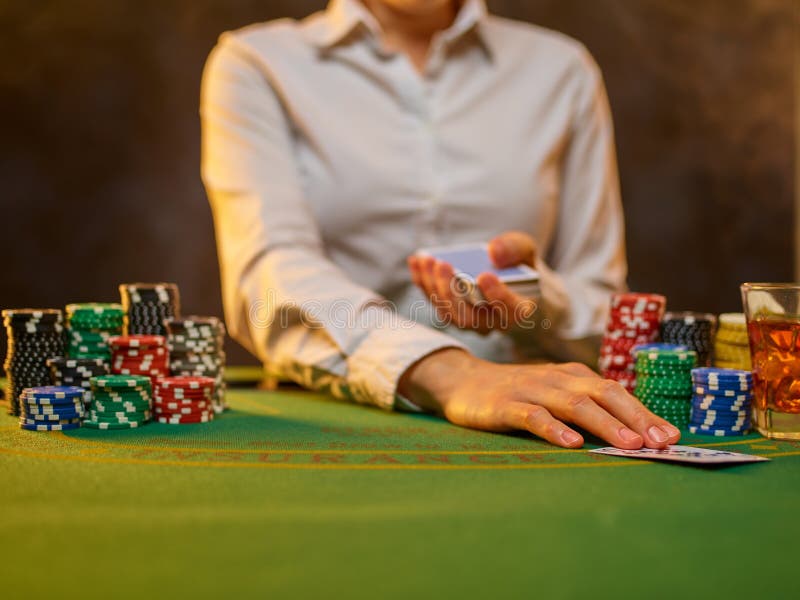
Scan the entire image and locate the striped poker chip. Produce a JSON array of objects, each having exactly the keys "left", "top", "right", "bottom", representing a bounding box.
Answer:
[{"left": 155, "top": 376, "right": 215, "bottom": 390}]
